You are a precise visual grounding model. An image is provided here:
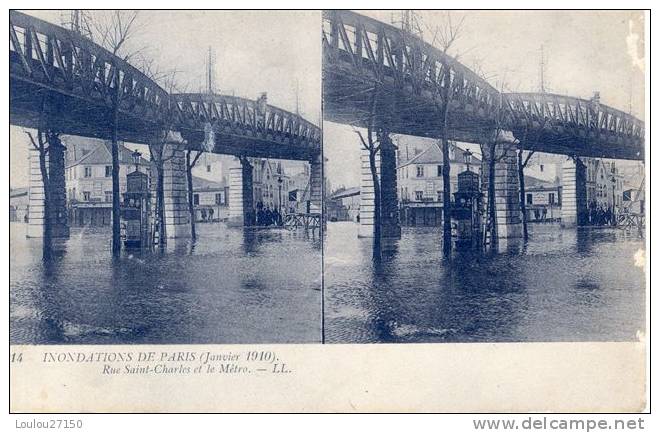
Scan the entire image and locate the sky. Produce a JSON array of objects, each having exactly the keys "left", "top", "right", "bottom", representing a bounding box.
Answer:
[
  {"left": 10, "top": 10, "right": 321, "bottom": 188},
  {"left": 325, "top": 10, "right": 646, "bottom": 190}
]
